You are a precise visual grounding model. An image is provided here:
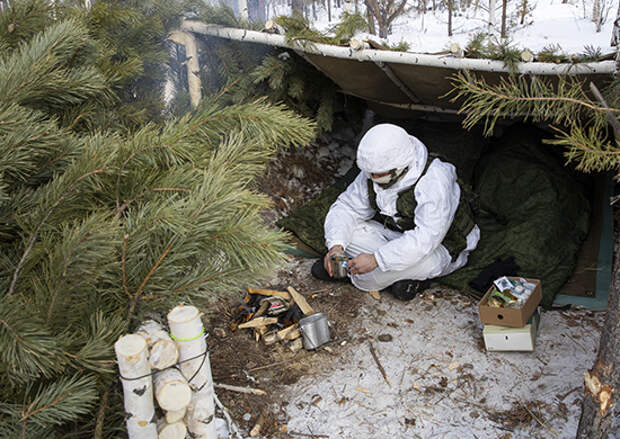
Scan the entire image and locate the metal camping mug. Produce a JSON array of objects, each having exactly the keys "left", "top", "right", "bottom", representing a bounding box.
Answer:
[
  {"left": 299, "top": 312, "right": 331, "bottom": 350},
  {"left": 330, "top": 254, "right": 349, "bottom": 279}
]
